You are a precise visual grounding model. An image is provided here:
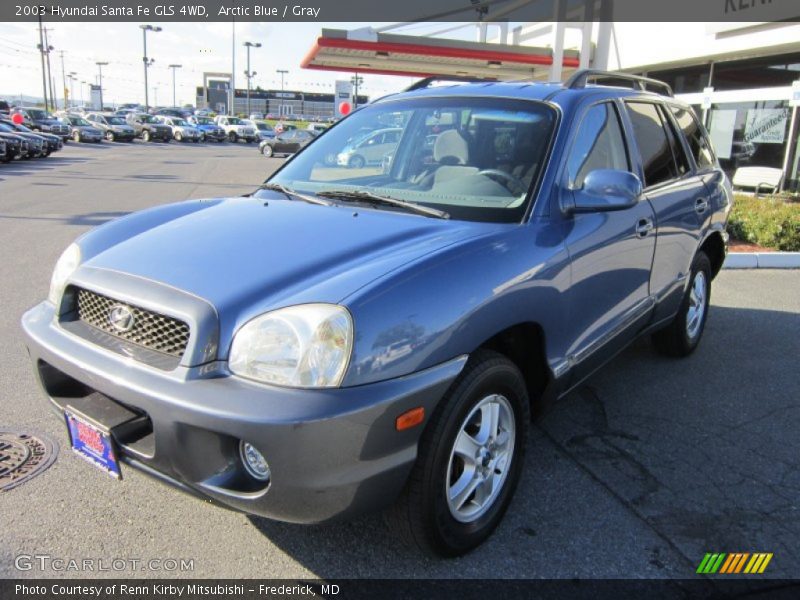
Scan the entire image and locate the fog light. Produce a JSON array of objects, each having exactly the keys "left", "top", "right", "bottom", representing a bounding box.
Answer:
[{"left": 239, "top": 441, "right": 271, "bottom": 481}]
